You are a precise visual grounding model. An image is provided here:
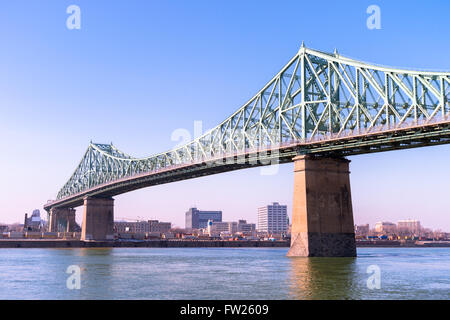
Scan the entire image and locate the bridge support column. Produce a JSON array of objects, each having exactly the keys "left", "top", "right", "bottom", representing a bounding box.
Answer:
[
  {"left": 287, "top": 155, "right": 356, "bottom": 257},
  {"left": 81, "top": 197, "right": 114, "bottom": 241},
  {"left": 48, "top": 208, "right": 76, "bottom": 232}
]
